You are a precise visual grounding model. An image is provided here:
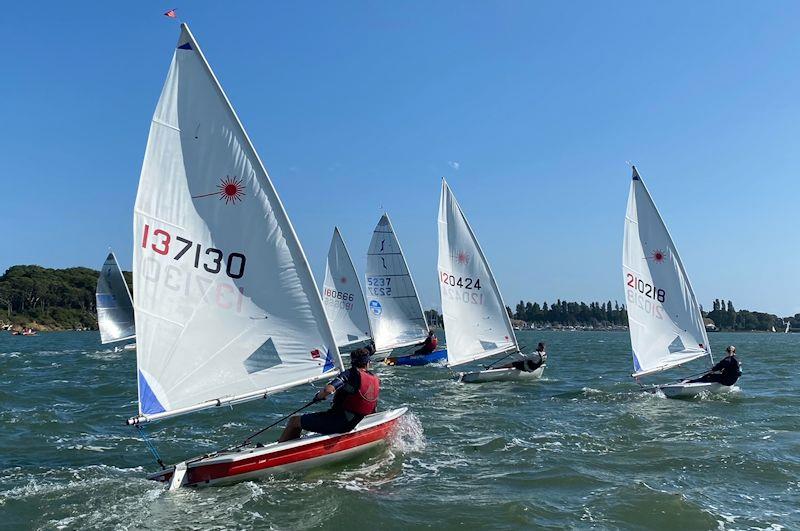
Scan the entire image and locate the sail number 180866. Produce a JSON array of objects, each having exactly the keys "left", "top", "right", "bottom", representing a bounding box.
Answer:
[{"left": 625, "top": 273, "right": 665, "bottom": 302}]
